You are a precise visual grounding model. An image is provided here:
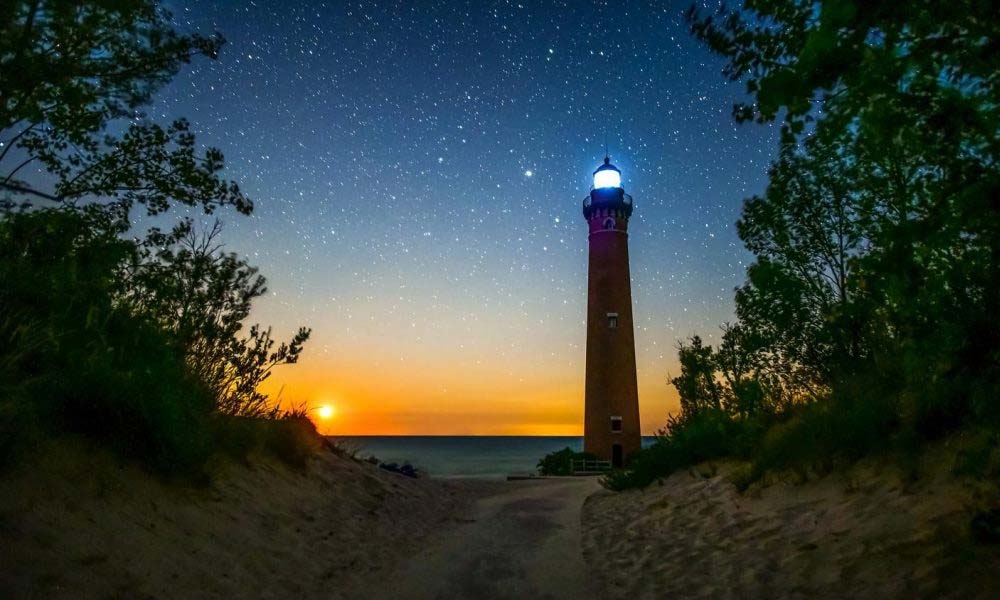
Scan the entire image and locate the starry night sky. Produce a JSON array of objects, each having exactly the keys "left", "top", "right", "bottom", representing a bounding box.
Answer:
[{"left": 157, "top": 1, "right": 778, "bottom": 435}]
